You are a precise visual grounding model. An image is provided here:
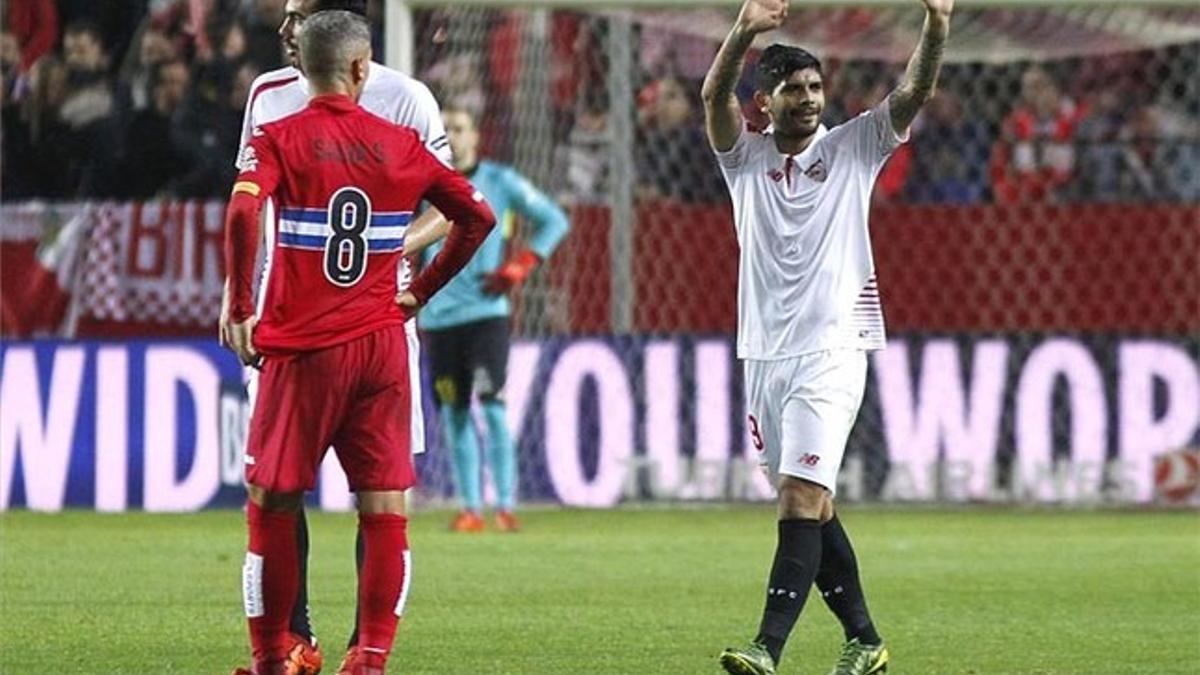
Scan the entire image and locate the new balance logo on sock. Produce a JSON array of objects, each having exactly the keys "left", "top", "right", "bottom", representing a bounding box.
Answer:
[
  {"left": 242, "top": 552, "right": 264, "bottom": 618},
  {"left": 768, "top": 587, "right": 800, "bottom": 599}
]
